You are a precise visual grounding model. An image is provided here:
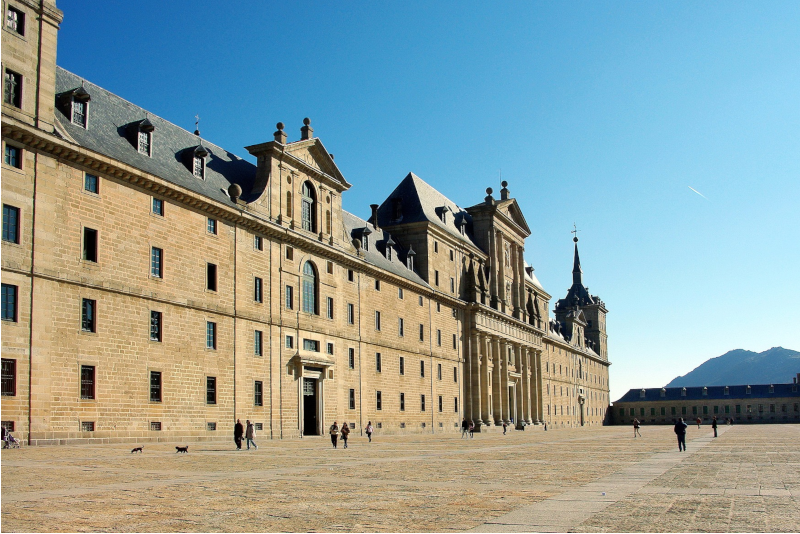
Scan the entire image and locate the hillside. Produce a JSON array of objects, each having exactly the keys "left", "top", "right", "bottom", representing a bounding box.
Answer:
[{"left": 665, "top": 347, "right": 800, "bottom": 387}]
